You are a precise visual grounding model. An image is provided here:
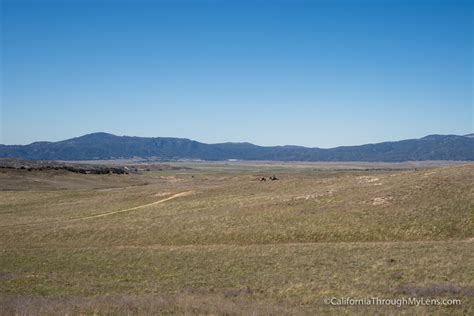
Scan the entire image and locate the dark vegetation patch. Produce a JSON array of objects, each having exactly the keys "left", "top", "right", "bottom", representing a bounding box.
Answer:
[
  {"left": 0, "top": 158, "right": 188, "bottom": 175},
  {"left": 398, "top": 283, "right": 474, "bottom": 297}
]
